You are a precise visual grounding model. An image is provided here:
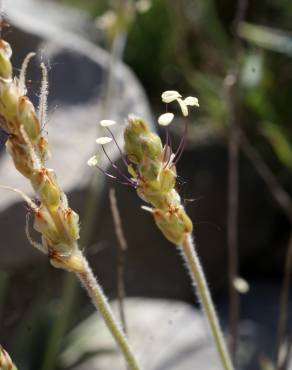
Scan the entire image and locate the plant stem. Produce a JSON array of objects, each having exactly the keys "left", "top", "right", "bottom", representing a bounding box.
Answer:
[
  {"left": 180, "top": 234, "right": 234, "bottom": 370},
  {"left": 77, "top": 254, "right": 141, "bottom": 370},
  {"left": 109, "top": 187, "right": 128, "bottom": 335}
]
